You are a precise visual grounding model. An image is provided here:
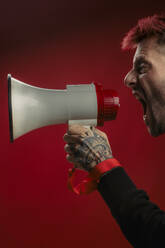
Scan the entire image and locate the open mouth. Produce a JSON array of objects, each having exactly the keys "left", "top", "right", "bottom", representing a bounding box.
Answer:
[
  {"left": 133, "top": 91, "right": 149, "bottom": 125},
  {"left": 139, "top": 98, "right": 150, "bottom": 126},
  {"left": 139, "top": 98, "right": 147, "bottom": 115},
  {"left": 139, "top": 99, "right": 149, "bottom": 125}
]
